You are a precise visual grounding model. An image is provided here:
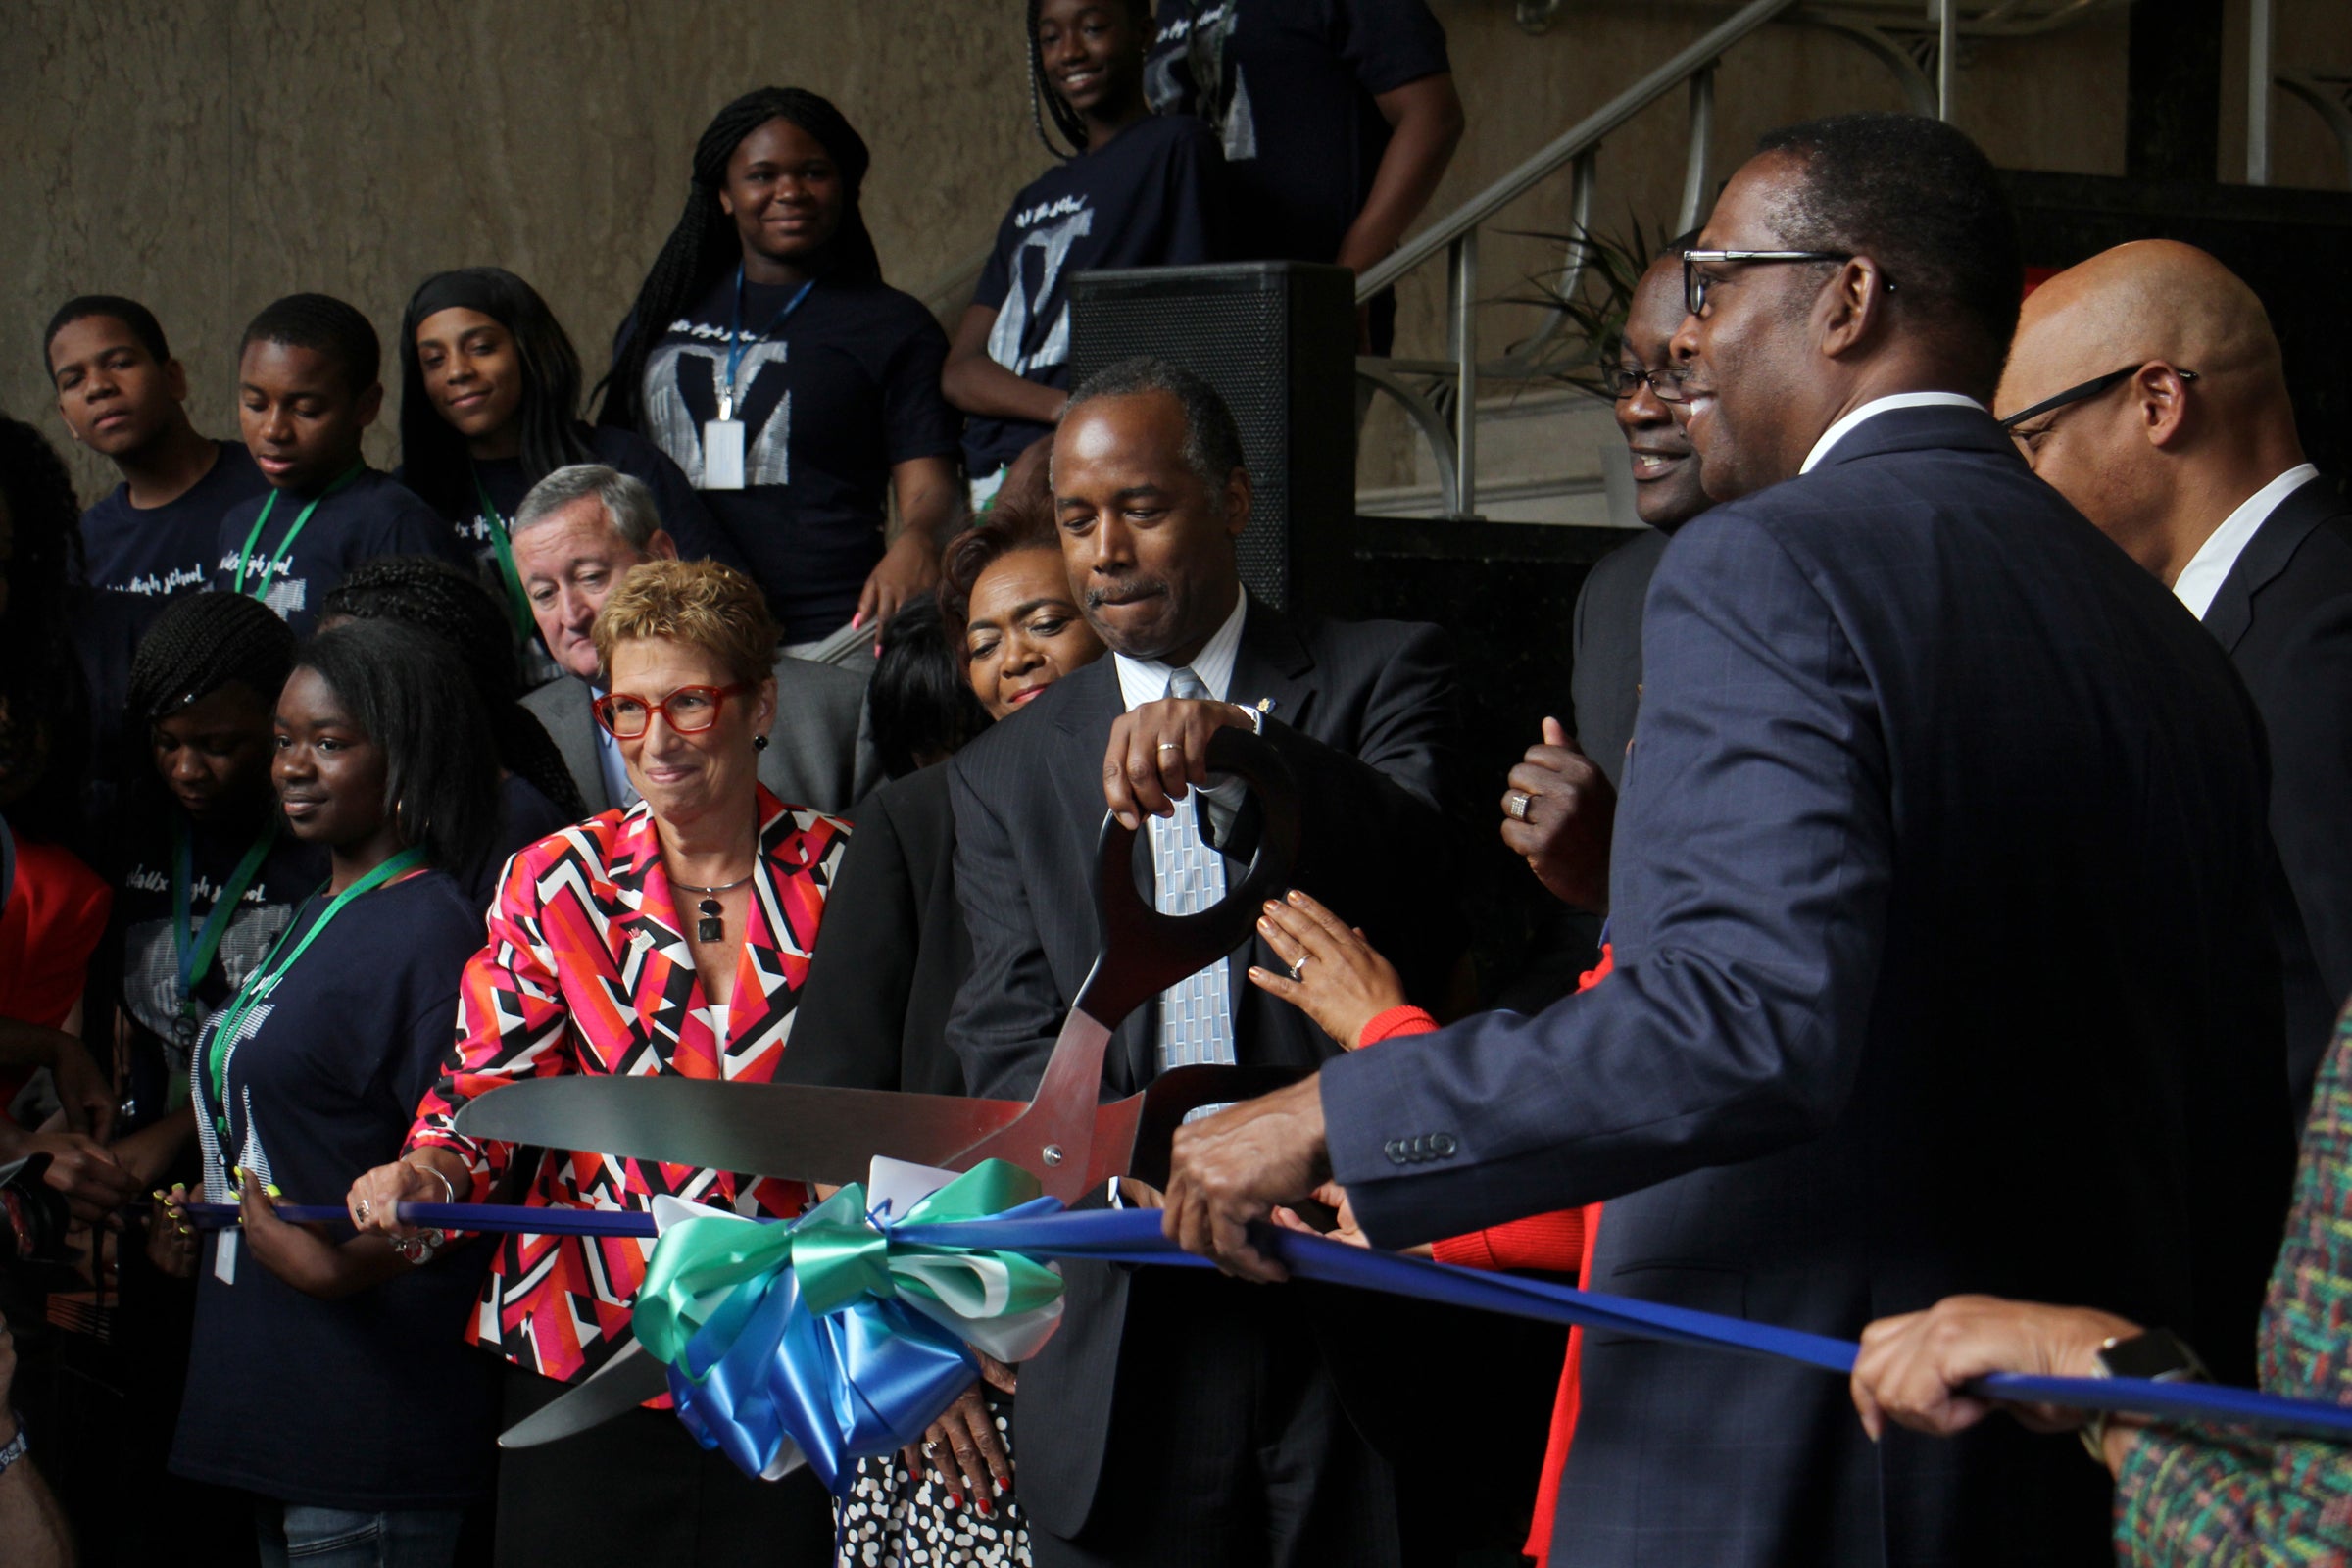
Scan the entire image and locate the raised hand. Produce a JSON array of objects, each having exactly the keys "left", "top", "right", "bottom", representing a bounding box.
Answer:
[
  {"left": 1246, "top": 890, "right": 1409, "bottom": 1049},
  {"left": 1500, "top": 717, "right": 1617, "bottom": 911}
]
